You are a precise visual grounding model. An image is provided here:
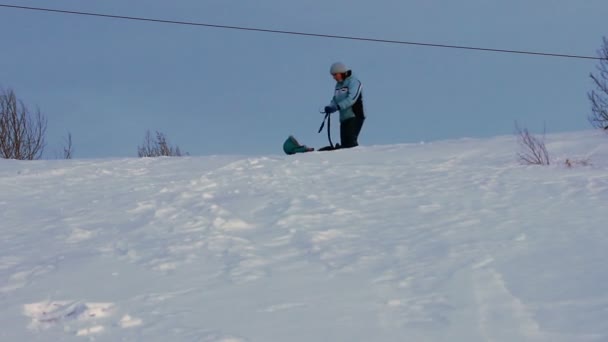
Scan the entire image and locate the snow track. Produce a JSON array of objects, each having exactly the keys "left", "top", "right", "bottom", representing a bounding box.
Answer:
[{"left": 1, "top": 131, "right": 607, "bottom": 341}]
